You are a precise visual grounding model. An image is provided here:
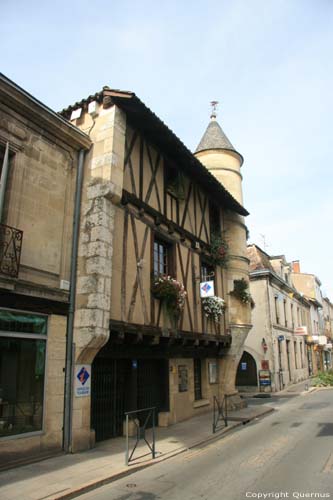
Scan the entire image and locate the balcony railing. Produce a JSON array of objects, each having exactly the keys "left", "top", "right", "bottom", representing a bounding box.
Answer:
[{"left": 0, "top": 223, "right": 23, "bottom": 278}]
